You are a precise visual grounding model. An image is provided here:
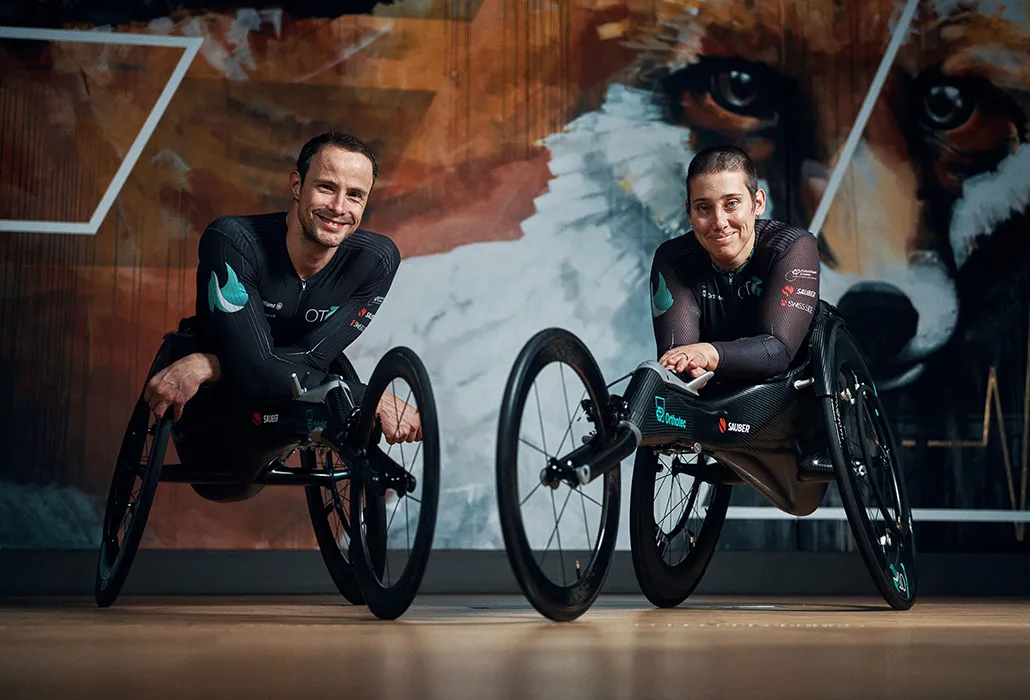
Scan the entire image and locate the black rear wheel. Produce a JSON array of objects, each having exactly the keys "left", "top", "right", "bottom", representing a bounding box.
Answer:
[
  {"left": 350, "top": 347, "right": 440, "bottom": 620},
  {"left": 630, "top": 448, "right": 731, "bottom": 608},
  {"left": 305, "top": 447, "right": 388, "bottom": 605},
  {"left": 94, "top": 340, "right": 174, "bottom": 607},
  {"left": 496, "top": 328, "right": 621, "bottom": 622},
  {"left": 305, "top": 355, "right": 385, "bottom": 605},
  {"left": 824, "top": 329, "right": 917, "bottom": 610}
]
